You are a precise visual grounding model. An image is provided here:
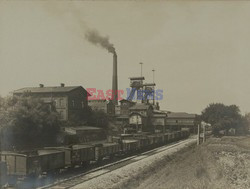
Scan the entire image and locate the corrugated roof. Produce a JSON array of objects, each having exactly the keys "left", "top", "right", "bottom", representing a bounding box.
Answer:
[
  {"left": 167, "top": 112, "right": 196, "bottom": 118},
  {"left": 13, "top": 86, "right": 85, "bottom": 94}
]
